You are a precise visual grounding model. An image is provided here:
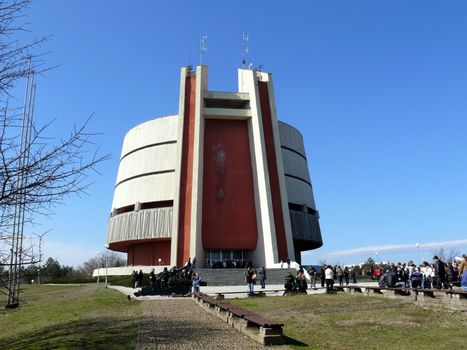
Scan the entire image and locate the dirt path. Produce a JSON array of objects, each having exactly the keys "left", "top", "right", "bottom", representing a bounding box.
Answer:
[{"left": 136, "top": 299, "right": 289, "bottom": 350}]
